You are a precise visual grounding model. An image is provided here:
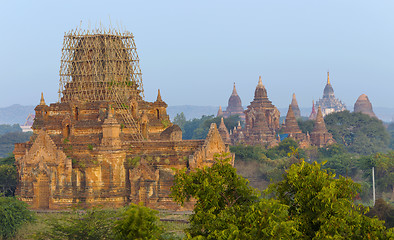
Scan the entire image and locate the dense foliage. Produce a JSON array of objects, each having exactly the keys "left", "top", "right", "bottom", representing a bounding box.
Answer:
[
  {"left": 0, "top": 155, "right": 17, "bottom": 196},
  {"left": 0, "top": 197, "right": 35, "bottom": 239},
  {"left": 34, "top": 204, "right": 166, "bottom": 240},
  {"left": 0, "top": 131, "right": 32, "bottom": 157},
  {"left": 171, "top": 153, "right": 300, "bottom": 239},
  {"left": 173, "top": 113, "right": 241, "bottom": 139},
  {"left": 366, "top": 198, "right": 394, "bottom": 229},
  {"left": 0, "top": 124, "right": 21, "bottom": 136},
  {"left": 34, "top": 208, "right": 118, "bottom": 240},
  {"left": 270, "top": 160, "right": 391, "bottom": 239},
  {"left": 324, "top": 111, "right": 390, "bottom": 155},
  {"left": 172, "top": 153, "right": 393, "bottom": 239},
  {"left": 114, "top": 203, "right": 163, "bottom": 240}
]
